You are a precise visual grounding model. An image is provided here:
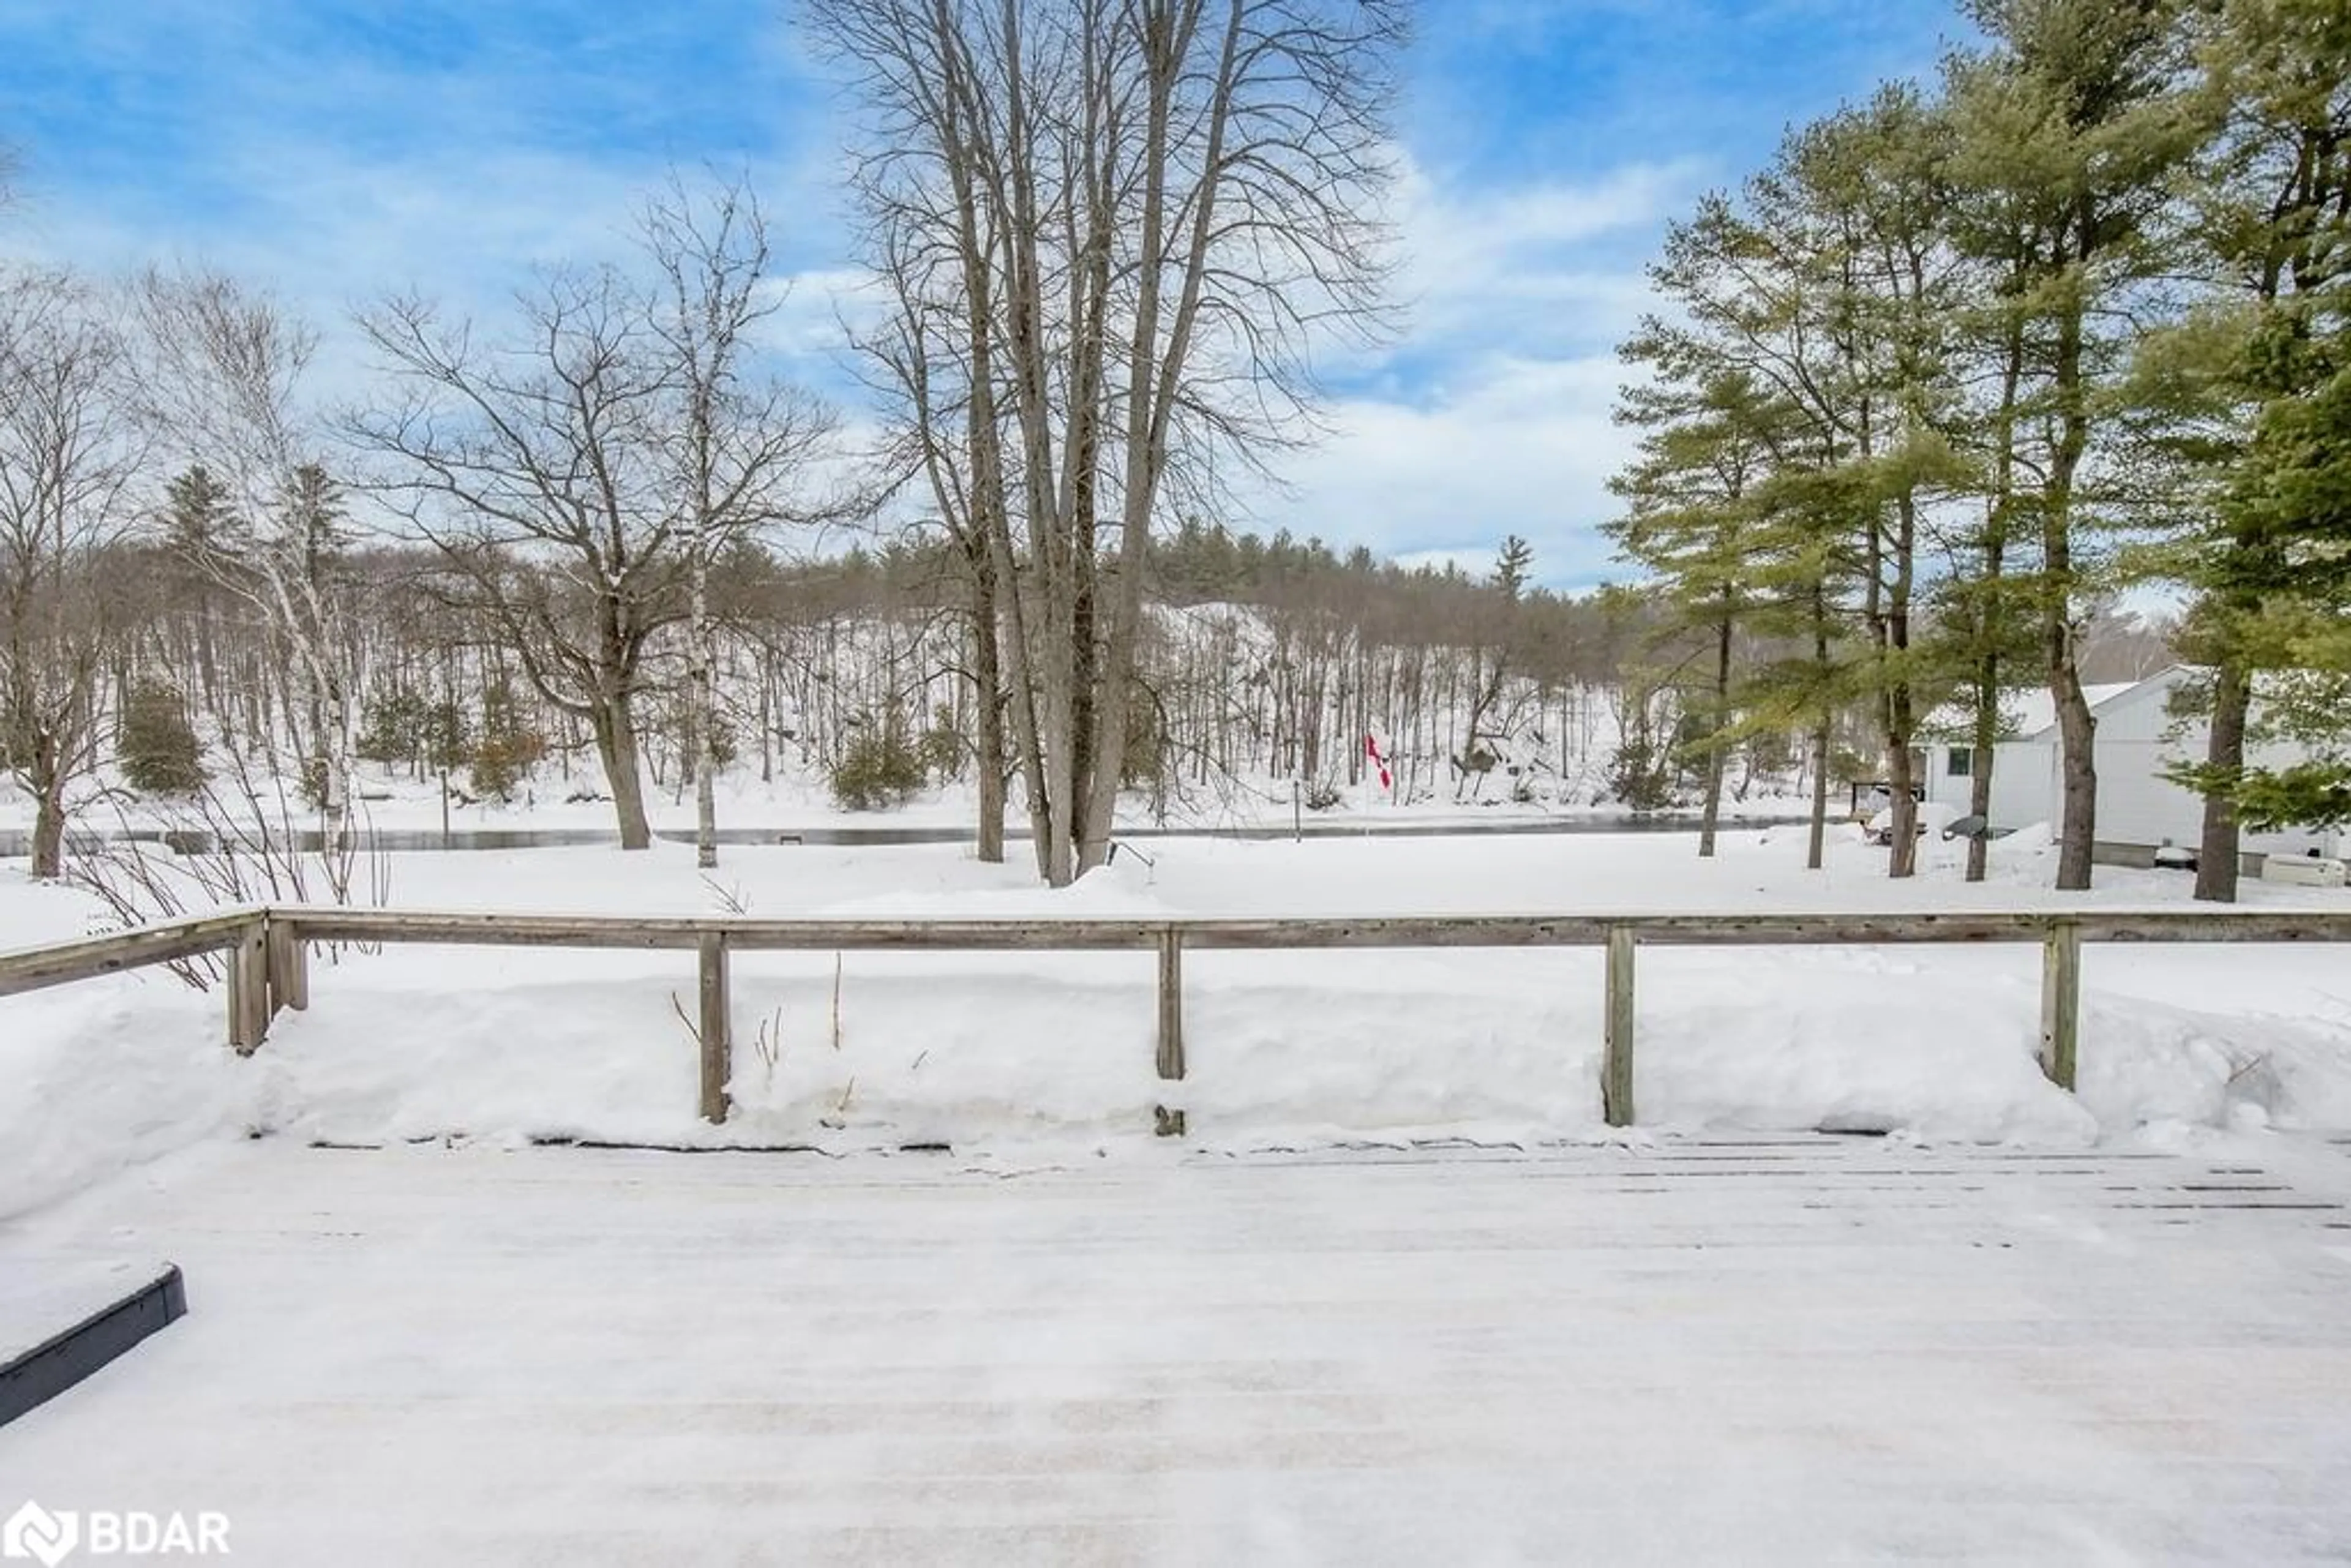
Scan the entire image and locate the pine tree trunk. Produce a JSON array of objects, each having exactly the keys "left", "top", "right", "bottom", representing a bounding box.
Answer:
[
  {"left": 1807, "top": 717, "right": 1831, "bottom": 873},
  {"left": 1966, "top": 655, "right": 1998, "bottom": 885},
  {"left": 1886, "top": 733, "right": 1919, "bottom": 879},
  {"left": 1806, "top": 587, "right": 1833, "bottom": 872},
  {"left": 1884, "top": 492, "right": 1919, "bottom": 880},
  {"left": 2051, "top": 661, "right": 2097, "bottom": 889},
  {"left": 2195, "top": 657, "right": 2251, "bottom": 903},
  {"left": 1970, "top": 322, "right": 2025, "bottom": 885},
  {"left": 1699, "top": 610, "right": 1731, "bottom": 859},
  {"left": 2047, "top": 244, "right": 2097, "bottom": 892}
]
